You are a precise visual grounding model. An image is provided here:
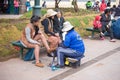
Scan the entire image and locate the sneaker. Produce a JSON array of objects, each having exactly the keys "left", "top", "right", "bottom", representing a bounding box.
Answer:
[
  {"left": 110, "top": 39, "right": 116, "bottom": 42},
  {"left": 47, "top": 53, "right": 53, "bottom": 57},
  {"left": 67, "top": 58, "right": 78, "bottom": 63},
  {"left": 35, "top": 63, "right": 44, "bottom": 67},
  {"left": 55, "top": 64, "right": 65, "bottom": 69},
  {"left": 100, "top": 37, "right": 105, "bottom": 40},
  {"left": 100, "top": 32, "right": 104, "bottom": 36}
]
